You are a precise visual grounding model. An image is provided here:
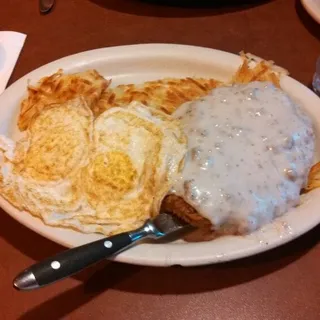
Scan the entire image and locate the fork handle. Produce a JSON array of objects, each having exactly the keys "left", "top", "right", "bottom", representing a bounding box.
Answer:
[{"left": 13, "top": 232, "right": 133, "bottom": 290}]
